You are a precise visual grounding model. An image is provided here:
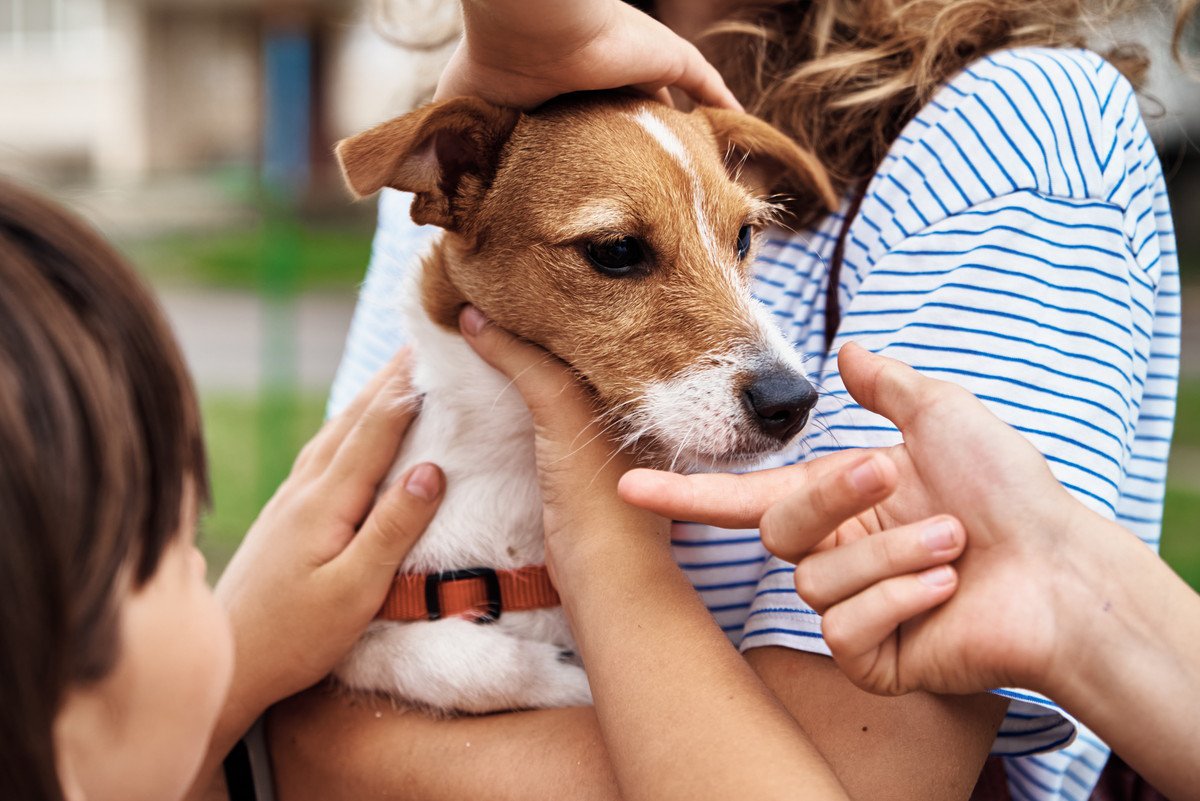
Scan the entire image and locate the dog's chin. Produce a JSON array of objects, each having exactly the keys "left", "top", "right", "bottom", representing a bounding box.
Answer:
[{"left": 637, "top": 434, "right": 800, "bottom": 474}]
